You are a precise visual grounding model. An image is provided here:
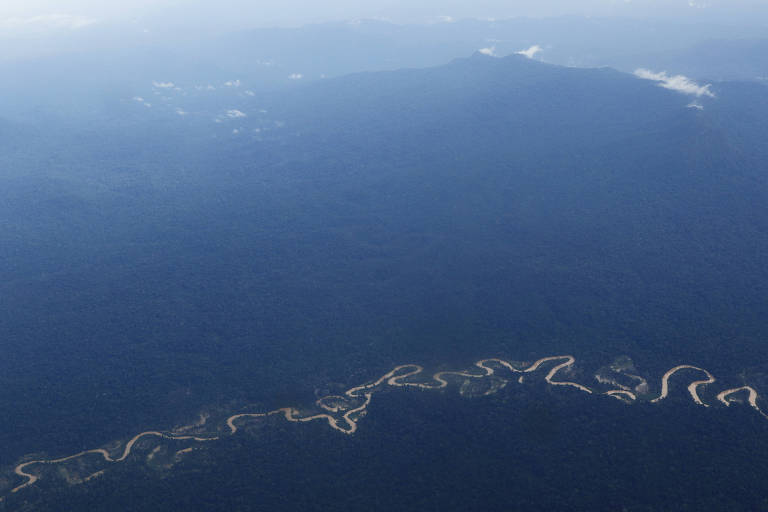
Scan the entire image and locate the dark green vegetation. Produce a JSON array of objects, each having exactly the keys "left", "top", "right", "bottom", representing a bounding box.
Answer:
[
  {"left": 7, "top": 388, "right": 768, "bottom": 511},
  {"left": 2, "top": 53, "right": 768, "bottom": 509}
]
